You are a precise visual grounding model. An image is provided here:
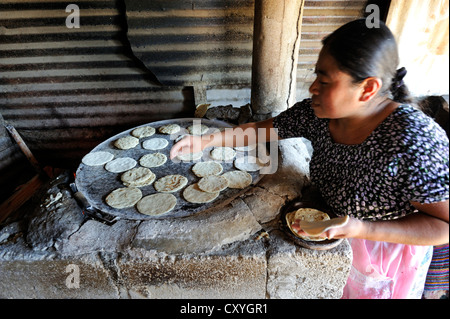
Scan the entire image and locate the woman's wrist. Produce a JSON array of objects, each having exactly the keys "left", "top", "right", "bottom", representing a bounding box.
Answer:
[{"left": 353, "top": 218, "right": 371, "bottom": 239}]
